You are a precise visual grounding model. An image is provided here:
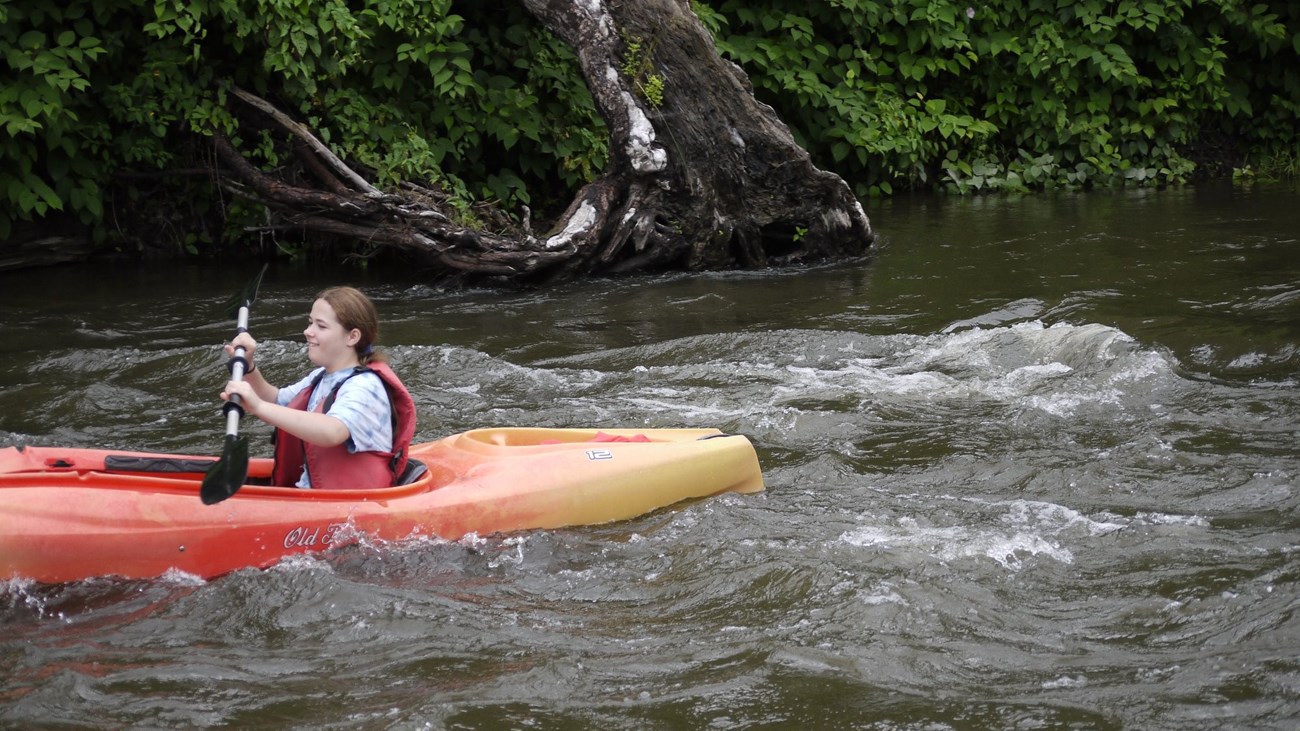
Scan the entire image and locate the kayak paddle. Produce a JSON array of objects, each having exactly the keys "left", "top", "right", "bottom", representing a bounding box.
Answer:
[{"left": 201, "top": 264, "right": 268, "bottom": 505}]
